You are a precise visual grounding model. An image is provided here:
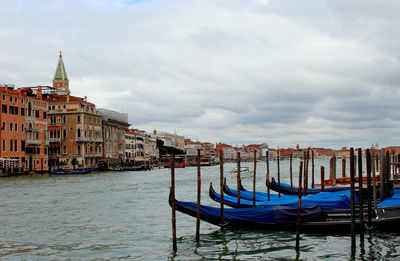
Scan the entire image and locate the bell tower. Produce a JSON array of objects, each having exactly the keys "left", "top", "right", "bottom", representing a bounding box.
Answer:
[{"left": 53, "top": 51, "right": 70, "bottom": 95}]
